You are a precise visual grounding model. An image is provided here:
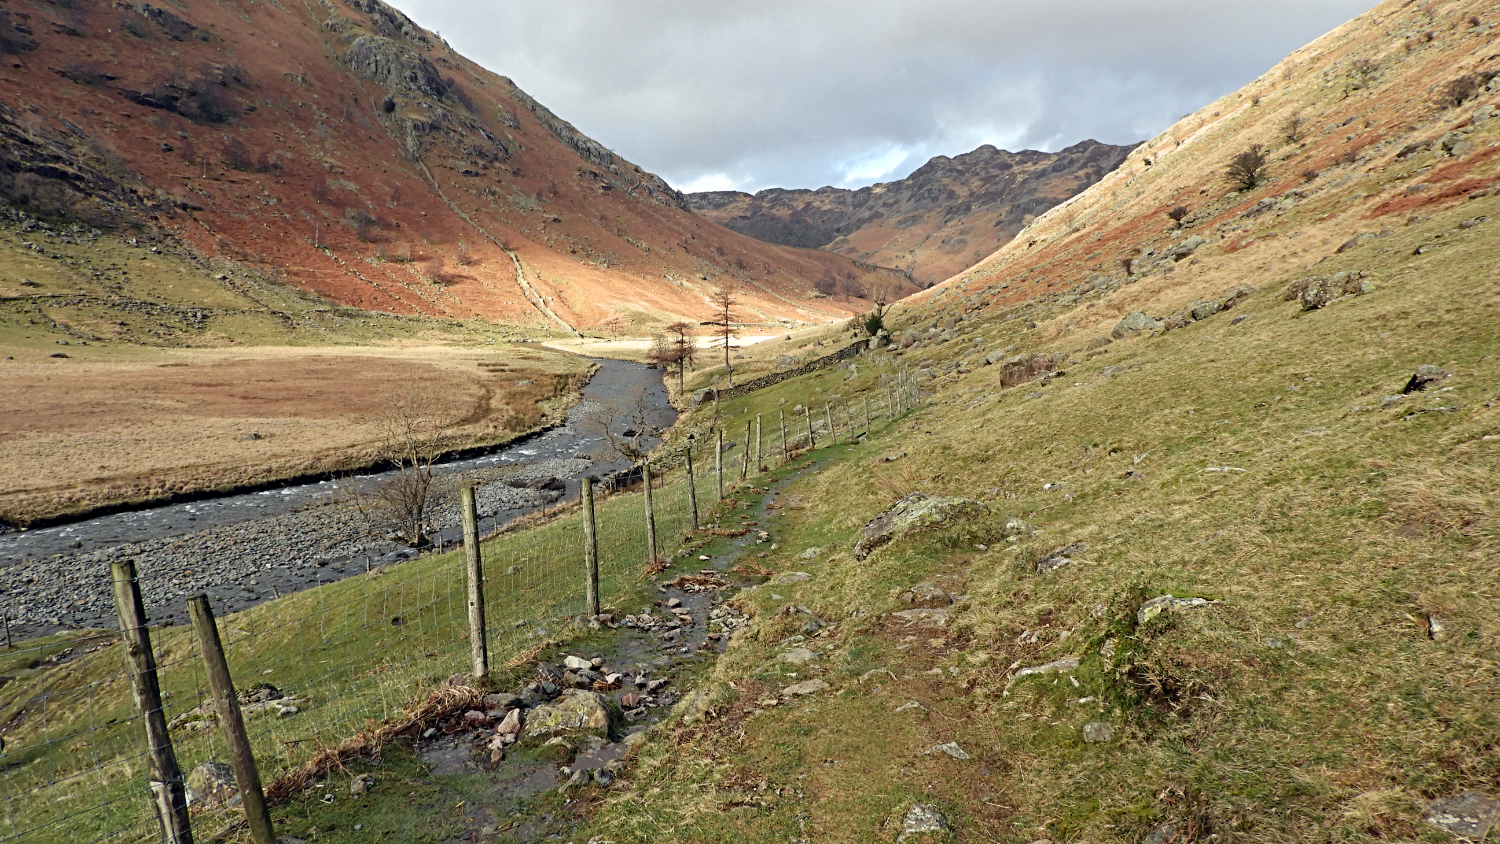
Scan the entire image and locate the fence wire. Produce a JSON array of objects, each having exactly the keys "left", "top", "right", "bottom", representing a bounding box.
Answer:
[{"left": 0, "top": 389, "right": 911, "bottom": 843}]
